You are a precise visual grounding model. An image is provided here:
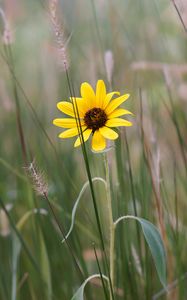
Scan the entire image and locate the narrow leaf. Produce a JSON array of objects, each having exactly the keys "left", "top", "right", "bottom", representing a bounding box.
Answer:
[
  {"left": 138, "top": 218, "right": 167, "bottom": 287},
  {"left": 114, "top": 215, "right": 167, "bottom": 286},
  {"left": 71, "top": 274, "right": 108, "bottom": 300},
  {"left": 11, "top": 233, "right": 21, "bottom": 300},
  {"left": 62, "top": 177, "right": 106, "bottom": 243},
  {"left": 16, "top": 208, "right": 48, "bottom": 231}
]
